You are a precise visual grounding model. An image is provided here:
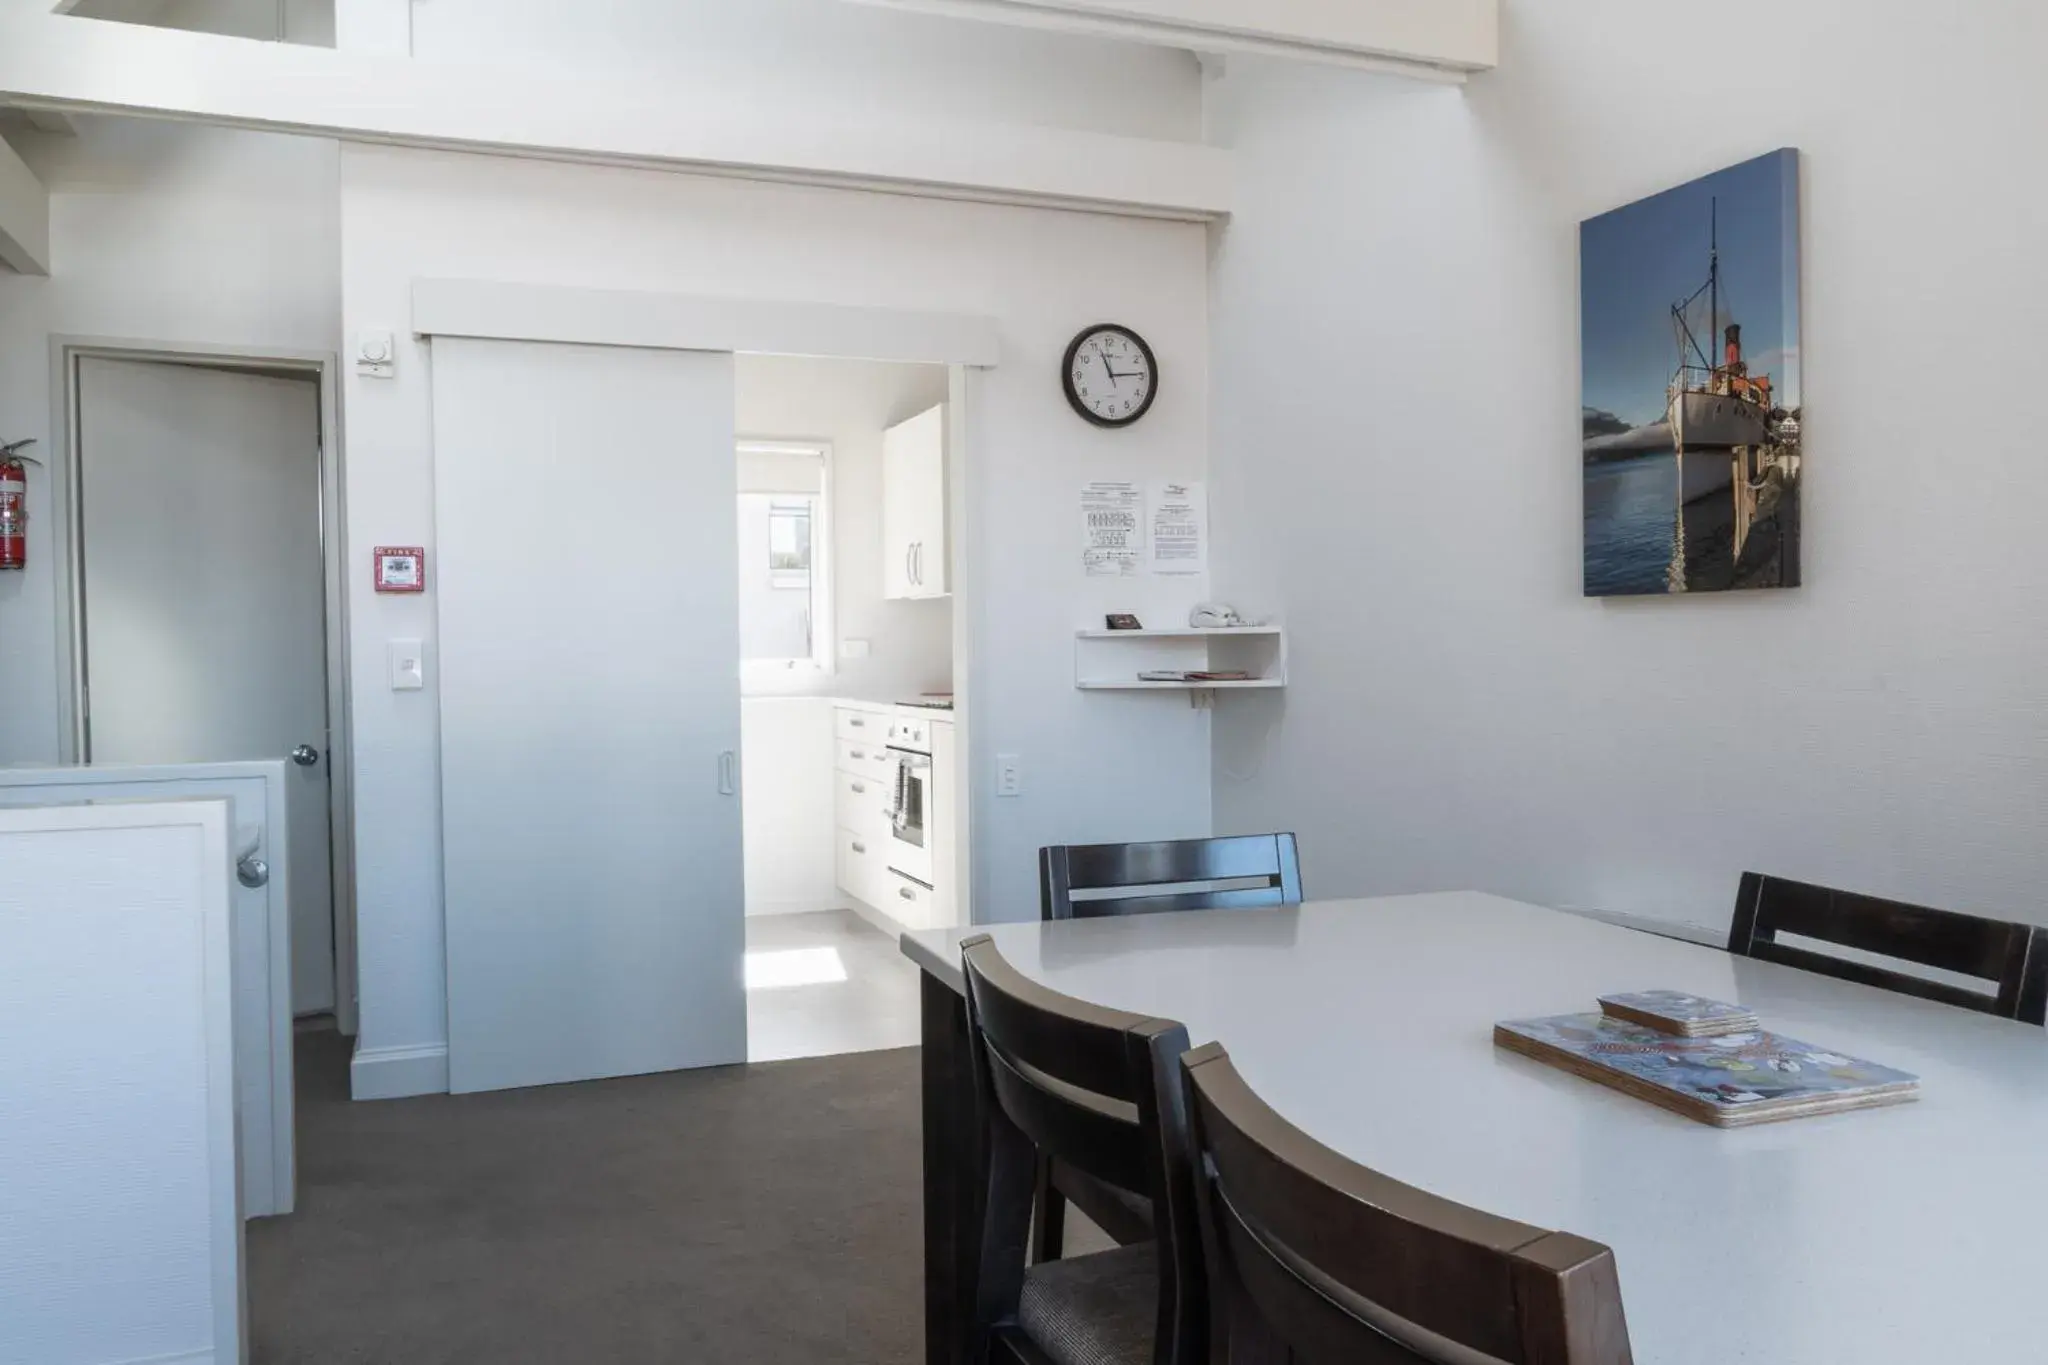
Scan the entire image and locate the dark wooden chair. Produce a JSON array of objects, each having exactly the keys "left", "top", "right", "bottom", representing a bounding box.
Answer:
[
  {"left": 1182, "top": 1042, "right": 1635, "bottom": 1365},
  {"left": 961, "top": 935, "right": 1204, "bottom": 1365},
  {"left": 1034, "top": 833, "right": 1303, "bottom": 1264},
  {"left": 1041, "top": 833, "right": 1302, "bottom": 921},
  {"left": 1728, "top": 872, "right": 2048, "bottom": 1025}
]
